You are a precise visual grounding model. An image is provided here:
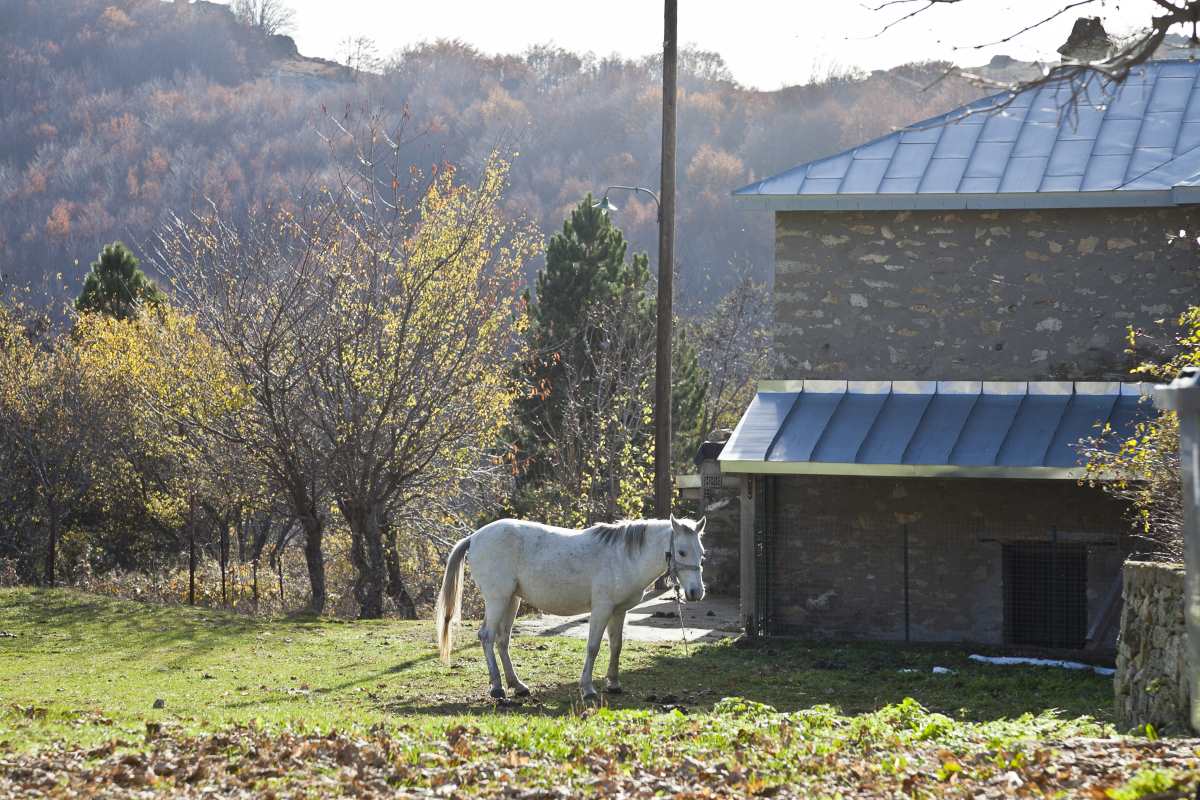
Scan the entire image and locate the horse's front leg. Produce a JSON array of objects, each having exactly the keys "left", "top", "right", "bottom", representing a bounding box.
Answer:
[
  {"left": 580, "top": 603, "right": 612, "bottom": 703},
  {"left": 604, "top": 606, "right": 629, "bottom": 694}
]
